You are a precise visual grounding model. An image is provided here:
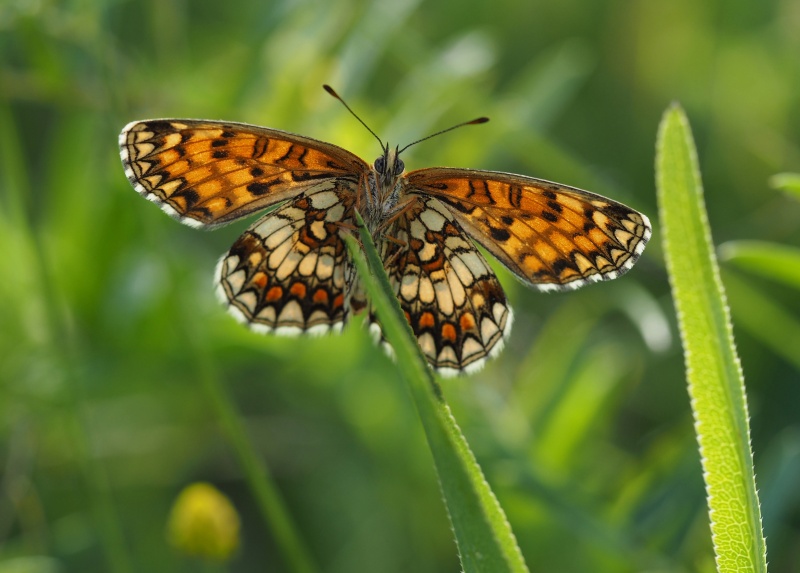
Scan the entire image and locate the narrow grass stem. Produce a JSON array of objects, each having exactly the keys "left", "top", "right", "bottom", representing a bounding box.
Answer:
[
  {"left": 187, "top": 335, "right": 318, "bottom": 573},
  {"left": 344, "top": 210, "right": 529, "bottom": 573}
]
